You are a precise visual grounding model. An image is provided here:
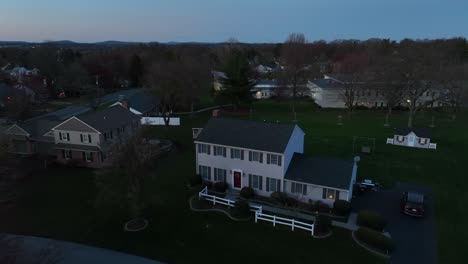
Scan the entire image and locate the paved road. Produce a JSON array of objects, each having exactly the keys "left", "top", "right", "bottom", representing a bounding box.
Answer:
[
  {"left": 0, "top": 234, "right": 164, "bottom": 264},
  {"left": 352, "top": 182, "right": 437, "bottom": 264}
]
